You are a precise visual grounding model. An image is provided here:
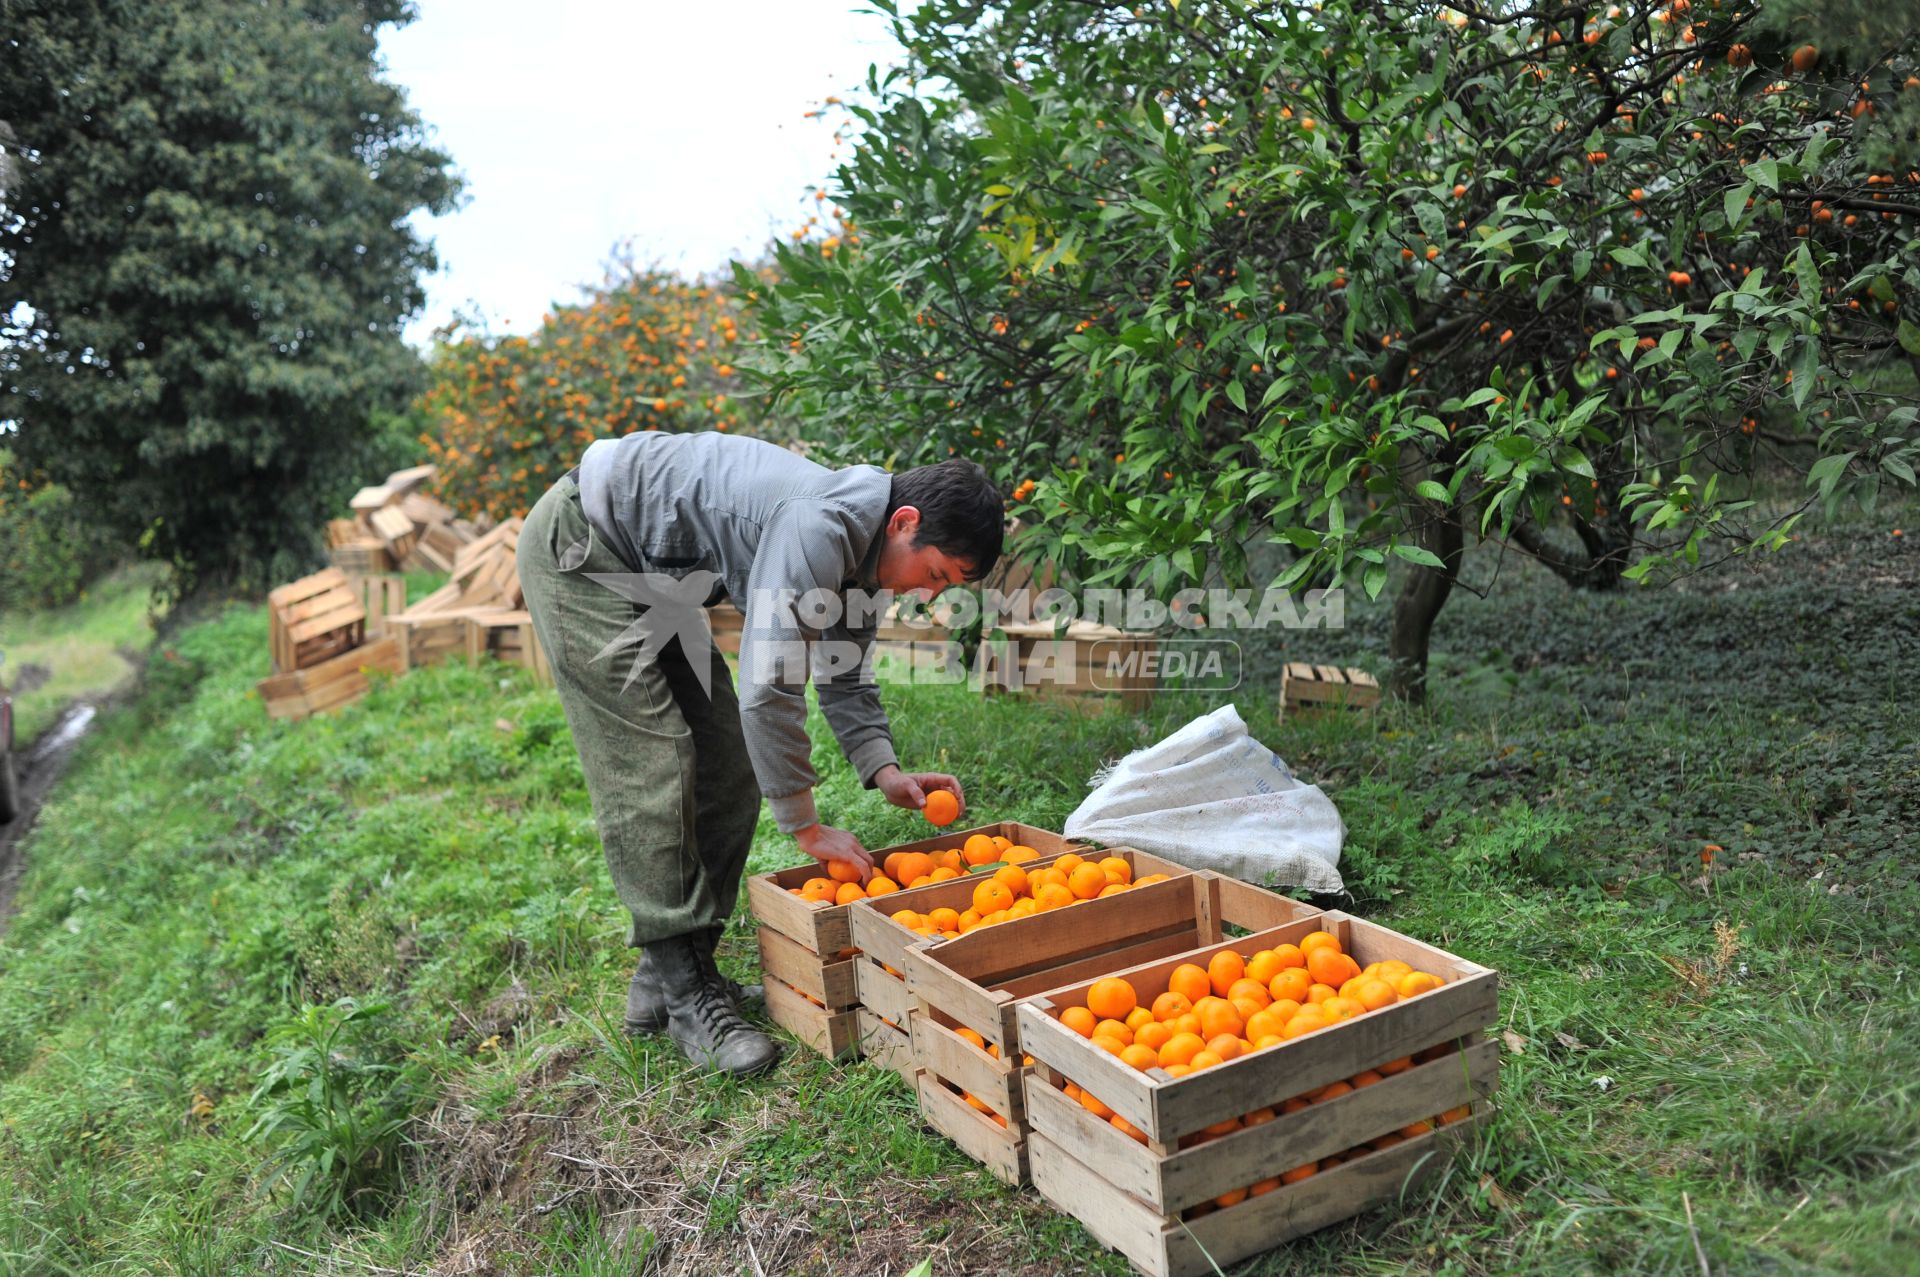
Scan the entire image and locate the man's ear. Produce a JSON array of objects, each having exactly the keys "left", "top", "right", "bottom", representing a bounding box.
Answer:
[{"left": 888, "top": 505, "right": 921, "bottom": 536}]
